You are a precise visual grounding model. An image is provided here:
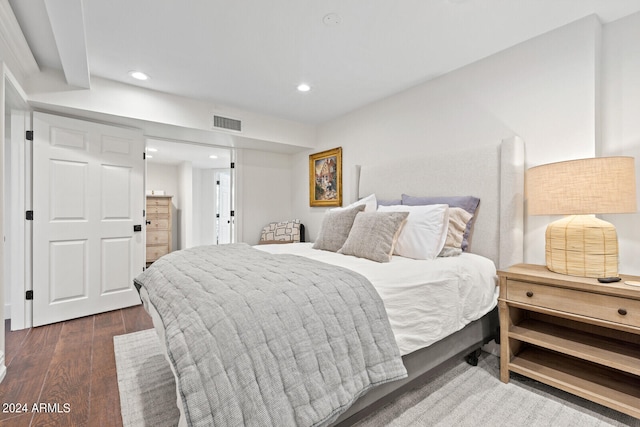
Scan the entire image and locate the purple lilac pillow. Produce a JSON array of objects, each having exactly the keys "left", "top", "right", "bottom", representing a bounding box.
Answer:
[
  {"left": 401, "top": 194, "right": 480, "bottom": 251},
  {"left": 377, "top": 198, "right": 402, "bottom": 207}
]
